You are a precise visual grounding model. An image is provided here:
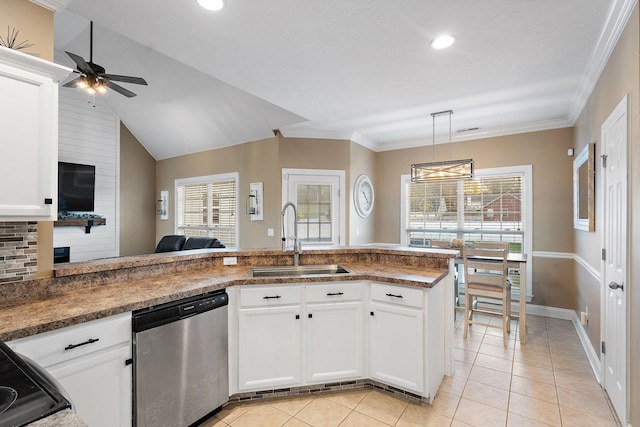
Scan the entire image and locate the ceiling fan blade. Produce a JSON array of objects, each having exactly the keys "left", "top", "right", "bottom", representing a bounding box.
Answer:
[
  {"left": 65, "top": 51, "right": 94, "bottom": 74},
  {"left": 62, "top": 77, "right": 82, "bottom": 88},
  {"left": 102, "top": 74, "right": 148, "bottom": 85},
  {"left": 104, "top": 80, "right": 137, "bottom": 98}
]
